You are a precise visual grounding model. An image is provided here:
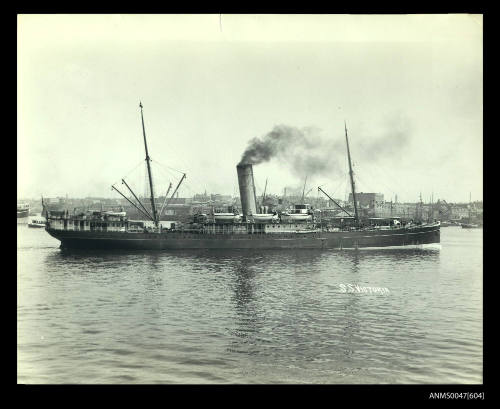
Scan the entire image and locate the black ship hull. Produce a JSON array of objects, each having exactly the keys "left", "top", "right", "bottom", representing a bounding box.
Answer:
[{"left": 46, "top": 224, "right": 440, "bottom": 250}]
